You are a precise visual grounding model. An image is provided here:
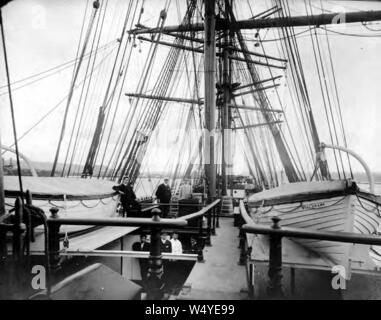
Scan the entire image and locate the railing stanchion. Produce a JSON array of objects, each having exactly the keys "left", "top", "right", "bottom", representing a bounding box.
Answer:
[
  {"left": 205, "top": 202, "right": 212, "bottom": 246},
  {"left": 267, "top": 216, "right": 283, "bottom": 298},
  {"left": 0, "top": 224, "right": 6, "bottom": 261},
  {"left": 25, "top": 190, "right": 33, "bottom": 255},
  {"left": 13, "top": 197, "right": 24, "bottom": 260},
  {"left": 216, "top": 201, "right": 220, "bottom": 228},
  {"left": 211, "top": 206, "right": 216, "bottom": 235},
  {"left": 197, "top": 216, "right": 205, "bottom": 262},
  {"left": 146, "top": 208, "right": 165, "bottom": 300},
  {"left": 48, "top": 207, "right": 61, "bottom": 271},
  {"left": 238, "top": 227, "right": 246, "bottom": 265}
]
